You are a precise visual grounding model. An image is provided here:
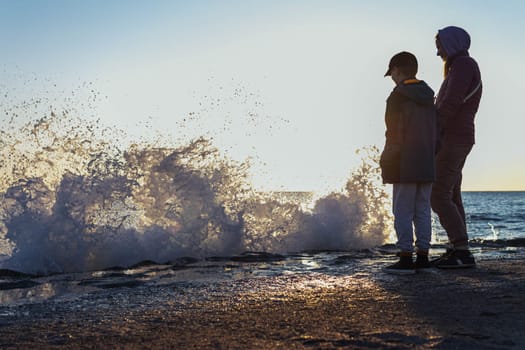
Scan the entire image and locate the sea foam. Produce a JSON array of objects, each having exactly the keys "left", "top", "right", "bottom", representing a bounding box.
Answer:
[{"left": 0, "top": 91, "right": 390, "bottom": 274}]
